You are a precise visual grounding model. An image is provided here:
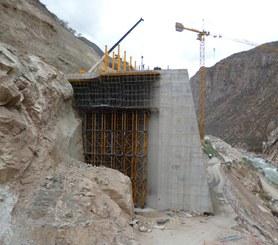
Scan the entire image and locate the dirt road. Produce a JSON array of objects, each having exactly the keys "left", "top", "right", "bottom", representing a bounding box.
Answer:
[{"left": 135, "top": 158, "right": 256, "bottom": 244}]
